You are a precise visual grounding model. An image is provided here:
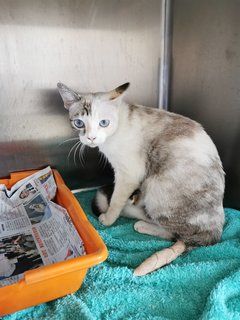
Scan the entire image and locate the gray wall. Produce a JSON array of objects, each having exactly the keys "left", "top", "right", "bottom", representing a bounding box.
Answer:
[
  {"left": 171, "top": 0, "right": 240, "bottom": 209},
  {"left": 0, "top": 0, "right": 162, "bottom": 189}
]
